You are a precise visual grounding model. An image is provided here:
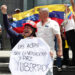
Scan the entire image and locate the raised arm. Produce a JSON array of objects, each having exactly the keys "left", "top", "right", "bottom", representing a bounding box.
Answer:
[
  {"left": 70, "top": 0, "right": 75, "bottom": 21},
  {"left": 1, "top": 5, "right": 20, "bottom": 38},
  {"left": 70, "top": 0, "right": 75, "bottom": 12}
]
